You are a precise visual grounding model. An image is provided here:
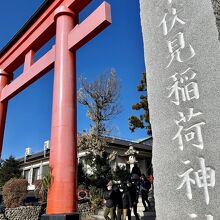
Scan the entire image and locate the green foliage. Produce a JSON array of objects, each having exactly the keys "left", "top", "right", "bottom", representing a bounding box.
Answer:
[
  {"left": 128, "top": 73, "right": 152, "bottom": 135},
  {"left": 41, "top": 171, "right": 52, "bottom": 190},
  {"left": 34, "top": 180, "right": 44, "bottom": 201},
  {"left": 0, "top": 156, "right": 22, "bottom": 189},
  {"left": 34, "top": 167, "right": 52, "bottom": 204},
  {"left": 84, "top": 152, "right": 112, "bottom": 188},
  {"left": 78, "top": 132, "right": 113, "bottom": 188},
  {"left": 77, "top": 131, "right": 108, "bottom": 157},
  {"left": 89, "top": 186, "right": 104, "bottom": 213},
  {"left": 3, "top": 178, "right": 28, "bottom": 208},
  {"left": 78, "top": 162, "right": 90, "bottom": 188},
  {"left": 112, "top": 165, "right": 130, "bottom": 183}
]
